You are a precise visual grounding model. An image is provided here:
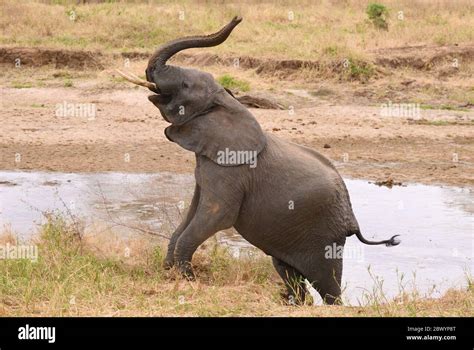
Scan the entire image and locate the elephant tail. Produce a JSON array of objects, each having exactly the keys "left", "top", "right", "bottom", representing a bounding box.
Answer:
[{"left": 350, "top": 230, "right": 401, "bottom": 247}]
